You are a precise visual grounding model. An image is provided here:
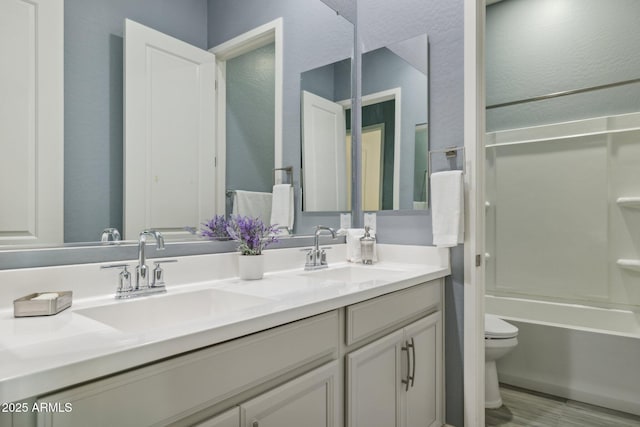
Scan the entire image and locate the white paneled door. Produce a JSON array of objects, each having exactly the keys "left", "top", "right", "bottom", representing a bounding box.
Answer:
[
  {"left": 301, "top": 91, "right": 348, "bottom": 212},
  {"left": 0, "top": 0, "right": 63, "bottom": 245},
  {"left": 124, "top": 19, "right": 216, "bottom": 239}
]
